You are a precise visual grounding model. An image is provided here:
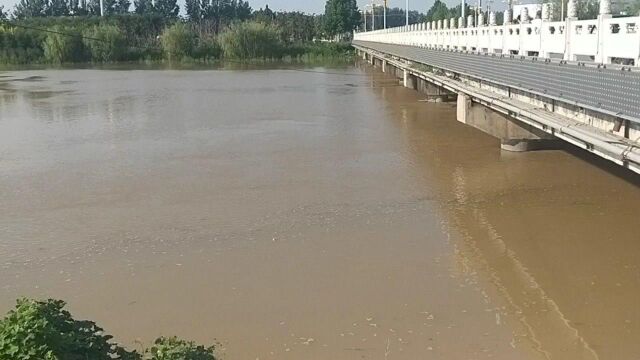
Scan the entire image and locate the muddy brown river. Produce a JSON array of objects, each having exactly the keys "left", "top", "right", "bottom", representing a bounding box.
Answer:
[{"left": 1, "top": 64, "right": 639, "bottom": 360}]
